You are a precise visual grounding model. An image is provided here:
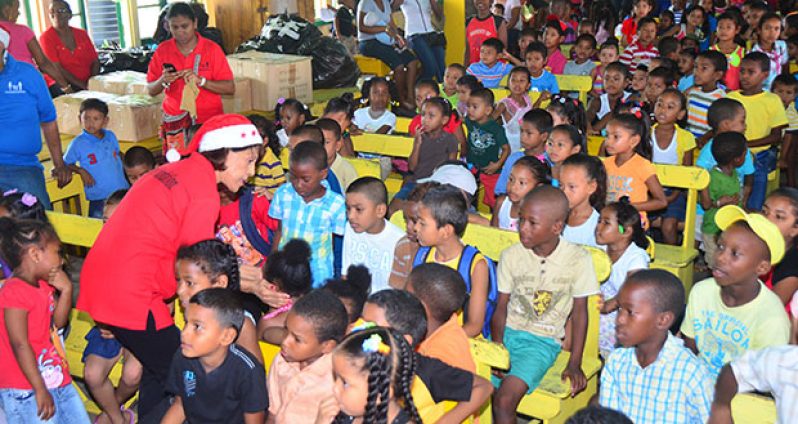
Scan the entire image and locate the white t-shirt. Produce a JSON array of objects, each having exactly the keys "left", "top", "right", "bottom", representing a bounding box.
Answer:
[
  {"left": 277, "top": 128, "right": 289, "bottom": 147},
  {"left": 599, "top": 243, "right": 650, "bottom": 355},
  {"left": 353, "top": 107, "right": 397, "bottom": 134},
  {"left": 400, "top": 0, "right": 435, "bottom": 36},
  {"left": 502, "top": 0, "right": 522, "bottom": 31},
  {"left": 563, "top": 209, "right": 600, "bottom": 248},
  {"left": 342, "top": 220, "right": 405, "bottom": 292}
]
